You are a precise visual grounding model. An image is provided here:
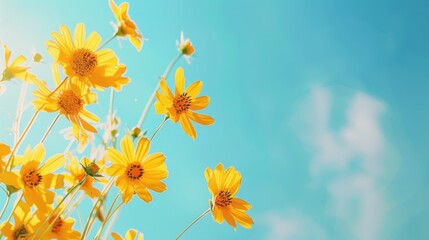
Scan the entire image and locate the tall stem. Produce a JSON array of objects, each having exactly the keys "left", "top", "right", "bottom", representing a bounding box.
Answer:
[
  {"left": 0, "top": 193, "right": 23, "bottom": 238},
  {"left": 0, "top": 193, "right": 10, "bottom": 220},
  {"left": 98, "top": 33, "right": 117, "bottom": 50},
  {"left": 40, "top": 114, "right": 61, "bottom": 144},
  {"left": 14, "top": 82, "right": 28, "bottom": 145},
  {"left": 82, "top": 177, "right": 116, "bottom": 238},
  {"left": 136, "top": 53, "right": 182, "bottom": 129},
  {"left": 149, "top": 116, "right": 168, "bottom": 142},
  {"left": 94, "top": 193, "right": 122, "bottom": 240},
  {"left": 176, "top": 209, "right": 211, "bottom": 240}
]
